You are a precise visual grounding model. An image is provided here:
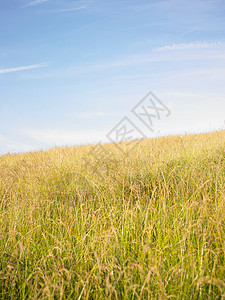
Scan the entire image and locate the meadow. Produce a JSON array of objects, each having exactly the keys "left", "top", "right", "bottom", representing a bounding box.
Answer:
[{"left": 0, "top": 130, "right": 225, "bottom": 299}]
